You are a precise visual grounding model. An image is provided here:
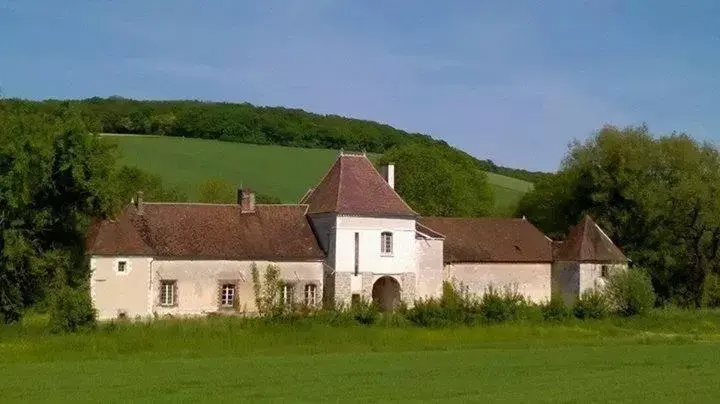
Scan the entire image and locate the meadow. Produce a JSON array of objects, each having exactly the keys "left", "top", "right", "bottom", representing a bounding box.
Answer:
[
  {"left": 106, "top": 134, "right": 533, "bottom": 214},
  {"left": 1, "top": 309, "right": 719, "bottom": 403}
]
